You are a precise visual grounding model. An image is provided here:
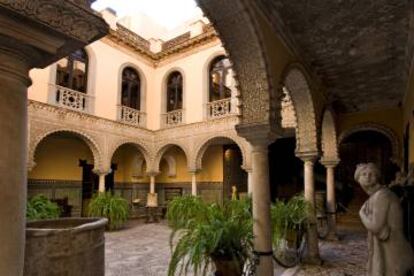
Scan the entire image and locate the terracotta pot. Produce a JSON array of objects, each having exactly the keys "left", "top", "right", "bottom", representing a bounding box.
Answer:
[{"left": 212, "top": 256, "right": 243, "bottom": 276}]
